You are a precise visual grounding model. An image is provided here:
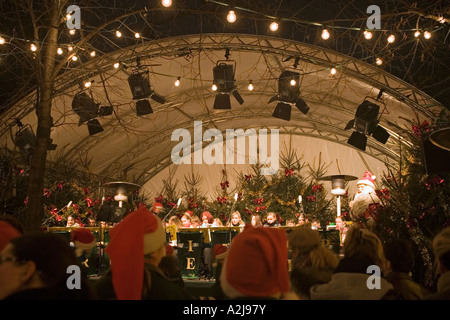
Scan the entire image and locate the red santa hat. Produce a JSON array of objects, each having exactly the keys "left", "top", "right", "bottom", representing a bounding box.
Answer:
[
  {"left": 0, "top": 221, "right": 22, "bottom": 251},
  {"left": 165, "top": 244, "right": 174, "bottom": 256},
  {"left": 213, "top": 244, "right": 228, "bottom": 261},
  {"left": 71, "top": 228, "right": 96, "bottom": 257},
  {"left": 105, "top": 206, "right": 166, "bottom": 300},
  {"left": 152, "top": 202, "right": 163, "bottom": 212},
  {"left": 357, "top": 171, "right": 376, "bottom": 189},
  {"left": 186, "top": 210, "right": 194, "bottom": 217},
  {"left": 220, "top": 226, "right": 290, "bottom": 298}
]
